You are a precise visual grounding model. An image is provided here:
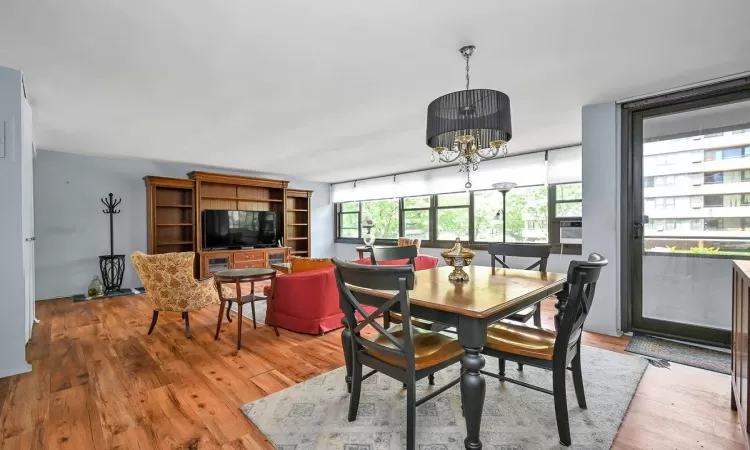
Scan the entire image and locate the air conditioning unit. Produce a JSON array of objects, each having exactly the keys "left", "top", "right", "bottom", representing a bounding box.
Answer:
[{"left": 560, "top": 220, "right": 582, "bottom": 244}]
